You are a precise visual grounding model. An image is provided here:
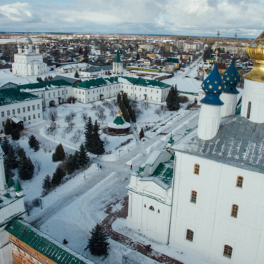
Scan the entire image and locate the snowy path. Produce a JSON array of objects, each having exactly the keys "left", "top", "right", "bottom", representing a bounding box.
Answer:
[{"left": 29, "top": 109, "right": 199, "bottom": 229}]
